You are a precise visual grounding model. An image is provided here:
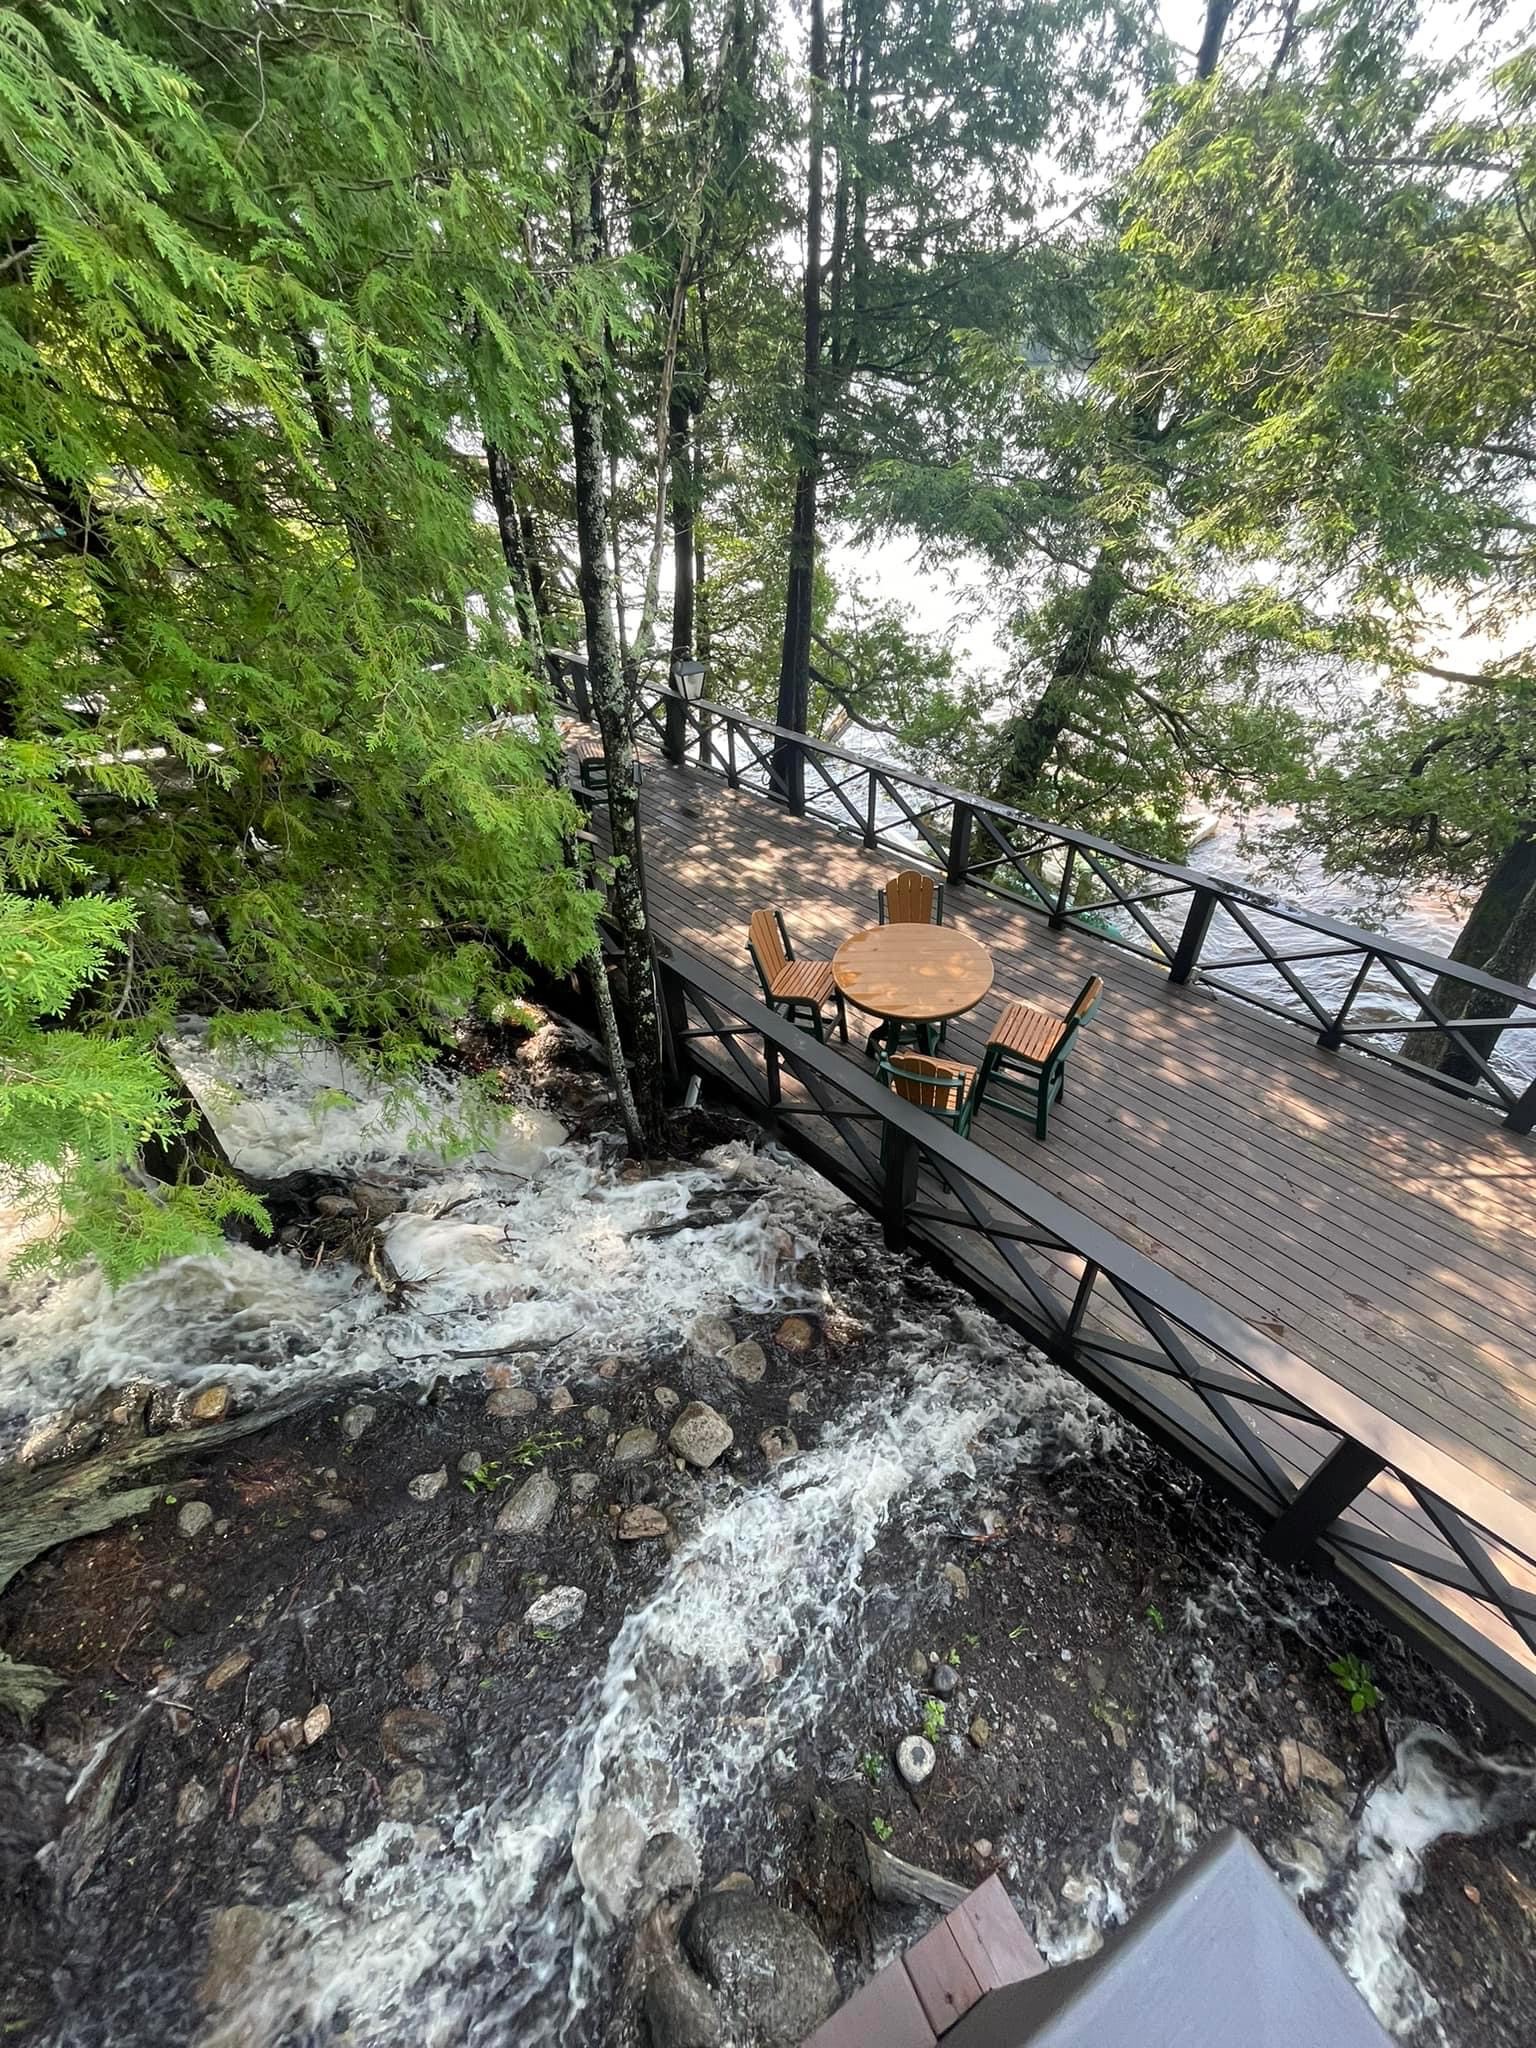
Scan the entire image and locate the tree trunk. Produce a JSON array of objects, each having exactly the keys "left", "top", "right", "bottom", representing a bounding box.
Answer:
[
  {"left": 996, "top": 555, "right": 1121, "bottom": 809},
  {"left": 668, "top": 389, "right": 696, "bottom": 666},
  {"left": 773, "top": 0, "right": 829, "bottom": 801},
  {"left": 1405, "top": 829, "right": 1536, "bottom": 1086},
  {"left": 485, "top": 441, "right": 551, "bottom": 670}
]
